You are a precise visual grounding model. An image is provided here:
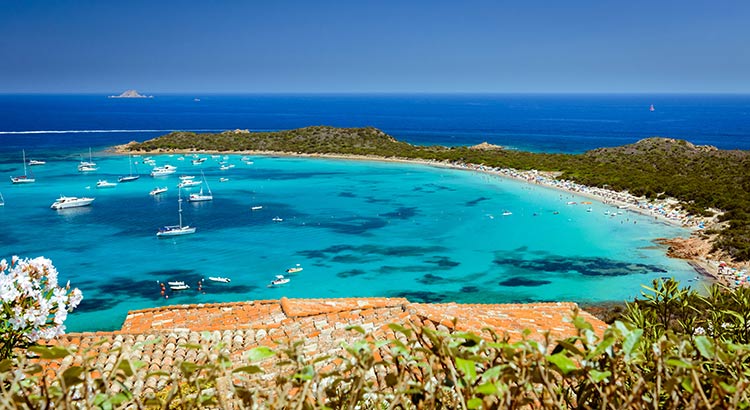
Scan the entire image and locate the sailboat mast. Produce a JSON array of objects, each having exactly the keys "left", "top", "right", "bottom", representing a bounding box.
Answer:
[
  {"left": 177, "top": 188, "right": 184, "bottom": 228},
  {"left": 22, "top": 150, "right": 27, "bottom": 176}
]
